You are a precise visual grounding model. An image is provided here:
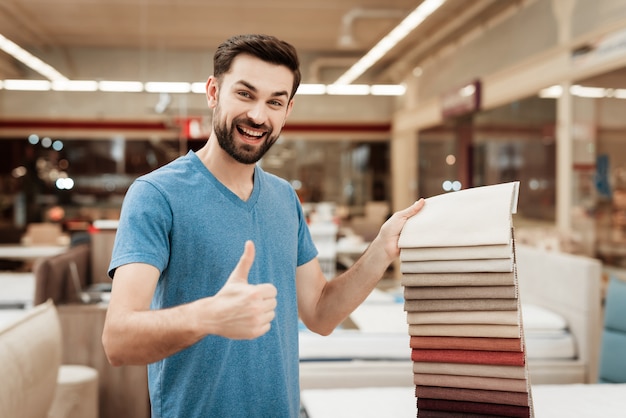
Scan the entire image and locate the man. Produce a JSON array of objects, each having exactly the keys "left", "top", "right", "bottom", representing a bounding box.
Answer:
[{"left": 102, "top": 34, "right": 424, "bottom": 417}]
